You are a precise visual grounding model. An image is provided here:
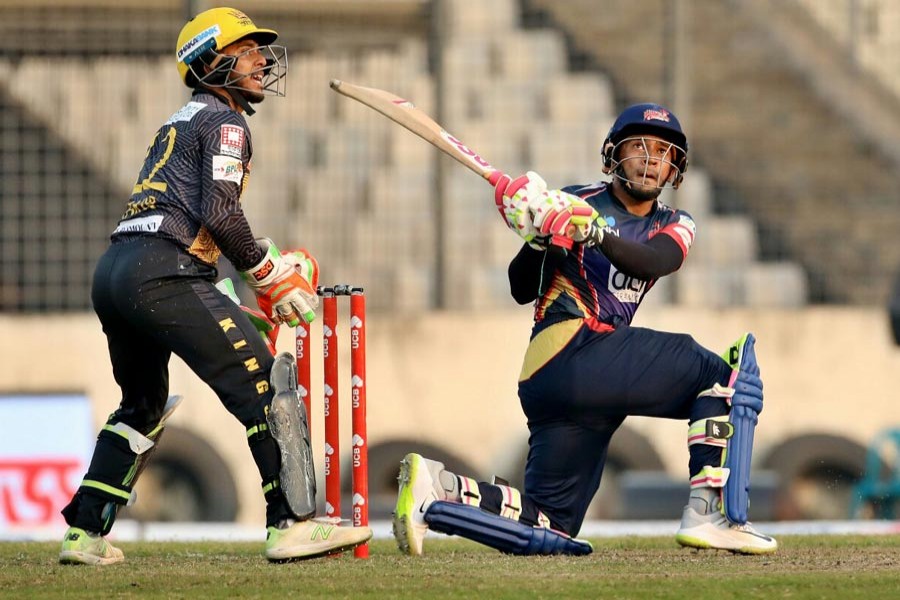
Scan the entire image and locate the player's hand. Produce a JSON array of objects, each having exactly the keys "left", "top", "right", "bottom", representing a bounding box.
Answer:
[
  {"left": 531, "top": 190, "right": 605, "bottom": 245},
  {"left": 214, "top": 278, "right": 279, "bottom": 356},
  {"left": 240, "top": 238, "right": 319, "bottom": 327},
  {"left": 494, "top": 171, "right": 547, "bottom": 249}
]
